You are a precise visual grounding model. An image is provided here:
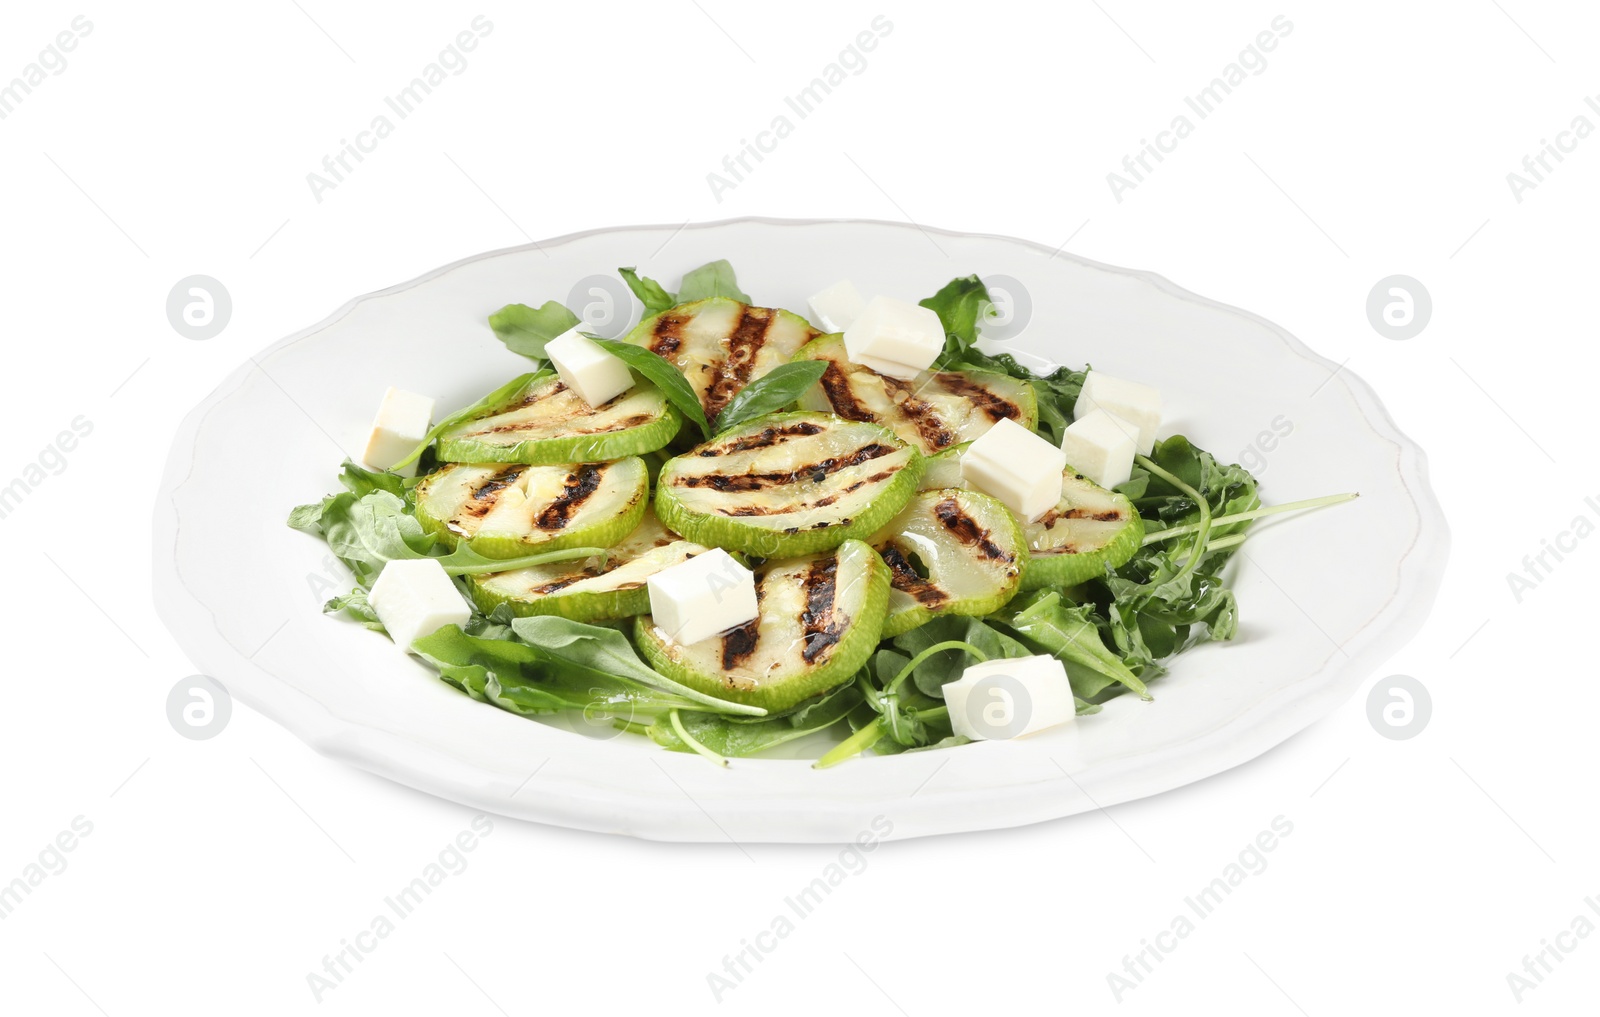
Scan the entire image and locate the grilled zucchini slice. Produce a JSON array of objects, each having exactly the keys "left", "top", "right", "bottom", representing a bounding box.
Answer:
[
  {"left": 414, "top": 458, "right": 648, "bottom": 560},
  {"left": 435, "top": 371, "right": 679, "bottom": 465},
  {"left": 918, "top": 441, "right": 968, "bottom": 491},
  {"left": 655, "top": 412, "right": 923, "bottom": 557},
  {"left": 1021, "top": 469, "right": 1144, "bottom": 589},
  {"left": 794, "top": 334, "right": 1037, "bottom": 454},
  {"left": 469, "top": 509, "right": 710, "bottom": 620},
  {"left": 624, "top": 297, "right": 820, "bottom": 419},
  {"left": 633, "top": 540, "right": 890, "bottom": 712},
  {"left": 870, "top": 488, "right": 1025, "bottom": 639}
]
